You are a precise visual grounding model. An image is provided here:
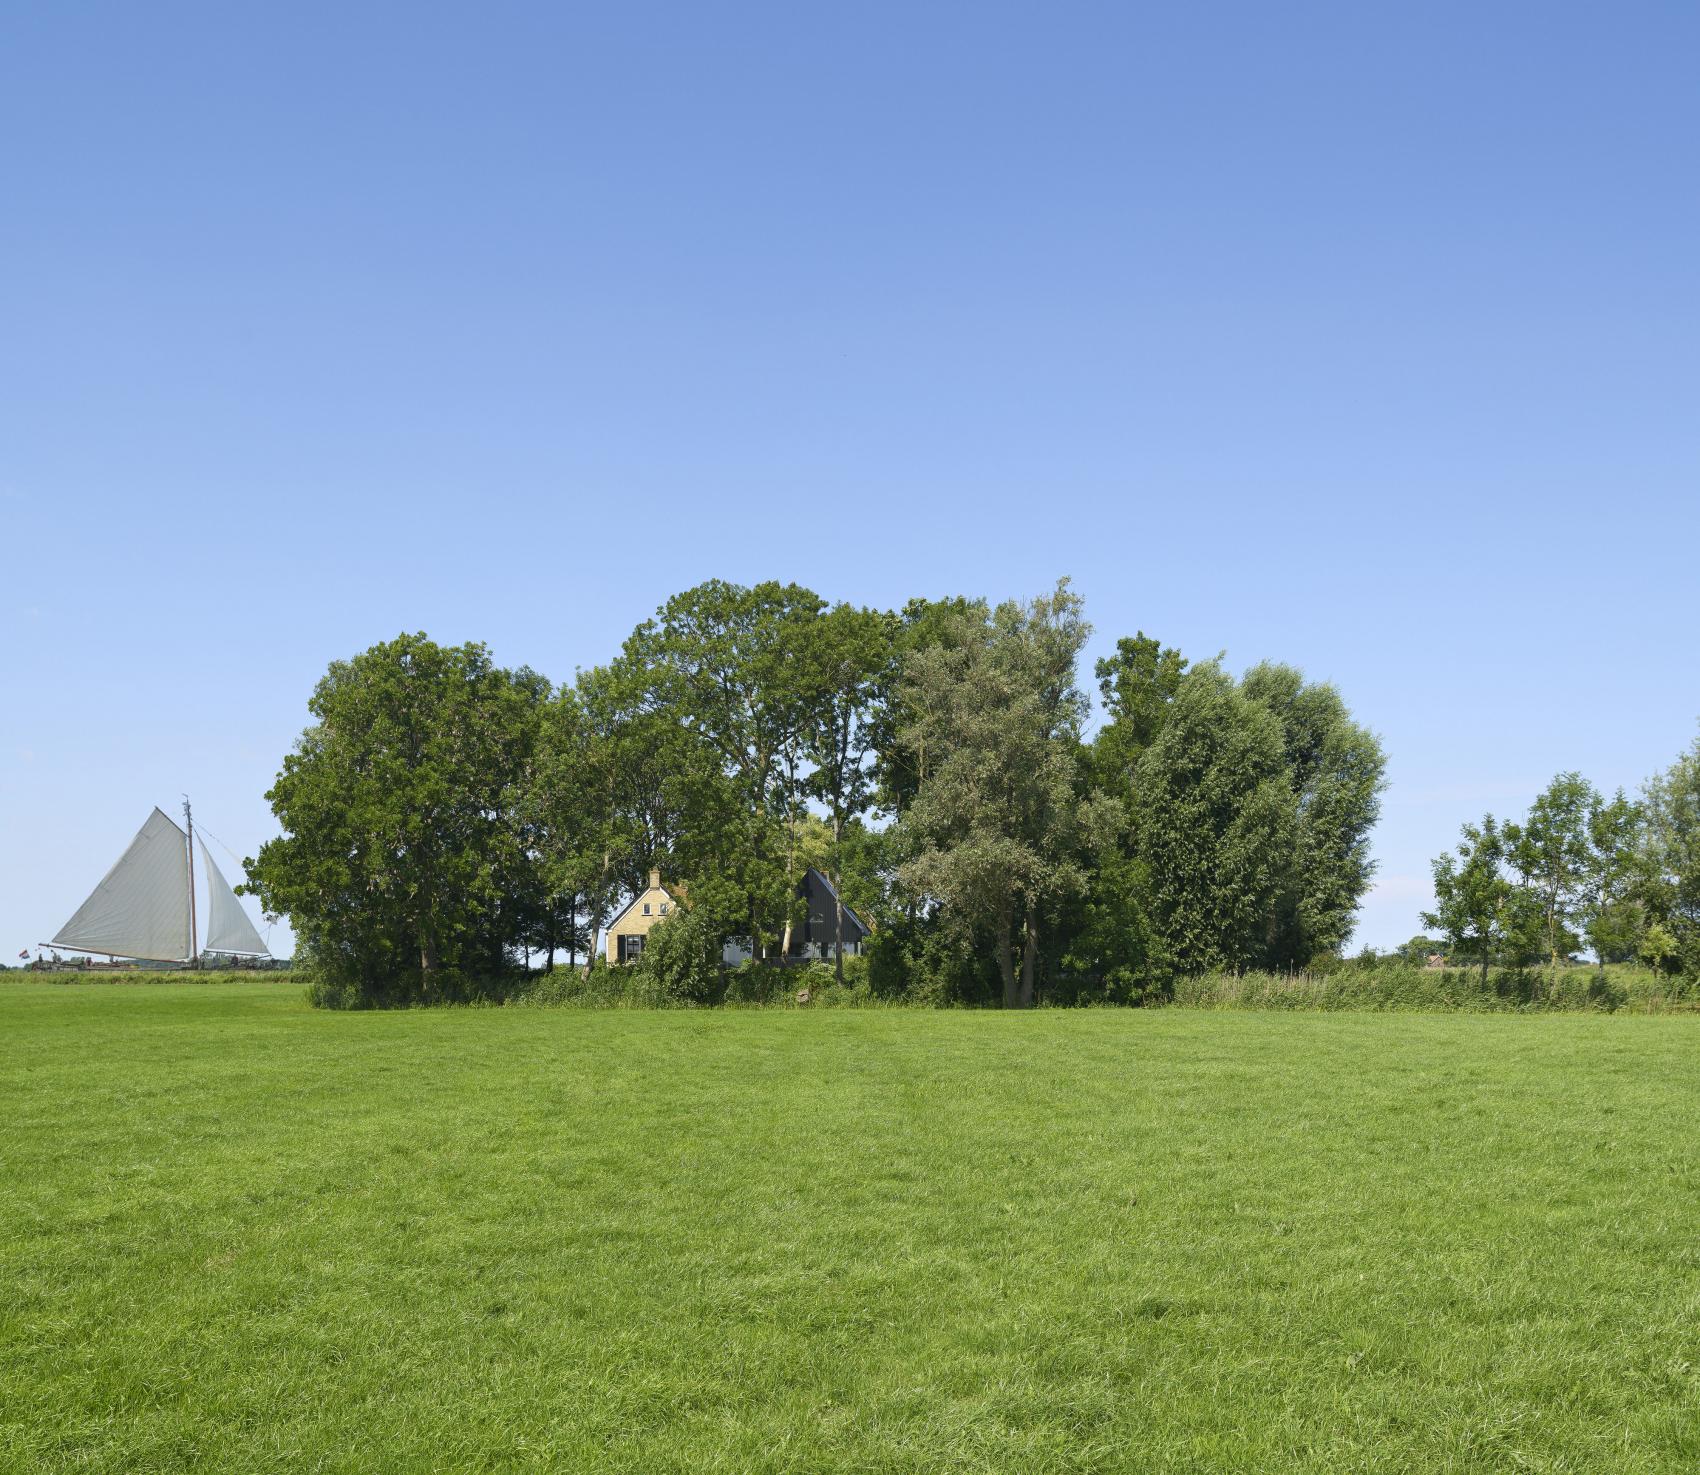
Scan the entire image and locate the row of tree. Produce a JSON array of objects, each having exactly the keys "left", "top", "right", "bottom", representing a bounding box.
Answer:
[
  {"left": 1423, "top": 740, "right": 1700, "bottom": 982},
  {"left": 245, "top": 578, "right": 1388, "bottom": 1007}
]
